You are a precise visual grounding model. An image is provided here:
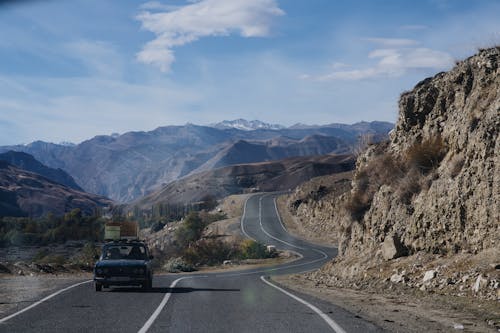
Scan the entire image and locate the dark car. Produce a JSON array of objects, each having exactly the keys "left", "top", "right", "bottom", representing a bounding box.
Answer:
[{"left": 93, "top": 240, "right": 154, "bottom": 291}]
